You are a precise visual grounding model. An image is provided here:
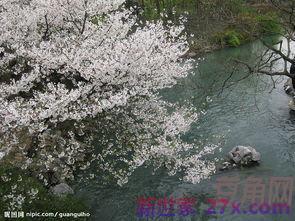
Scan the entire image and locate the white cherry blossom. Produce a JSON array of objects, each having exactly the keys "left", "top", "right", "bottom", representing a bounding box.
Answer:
[{"left": 0, "top": 0, "right": 217, "bottom": 186}]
